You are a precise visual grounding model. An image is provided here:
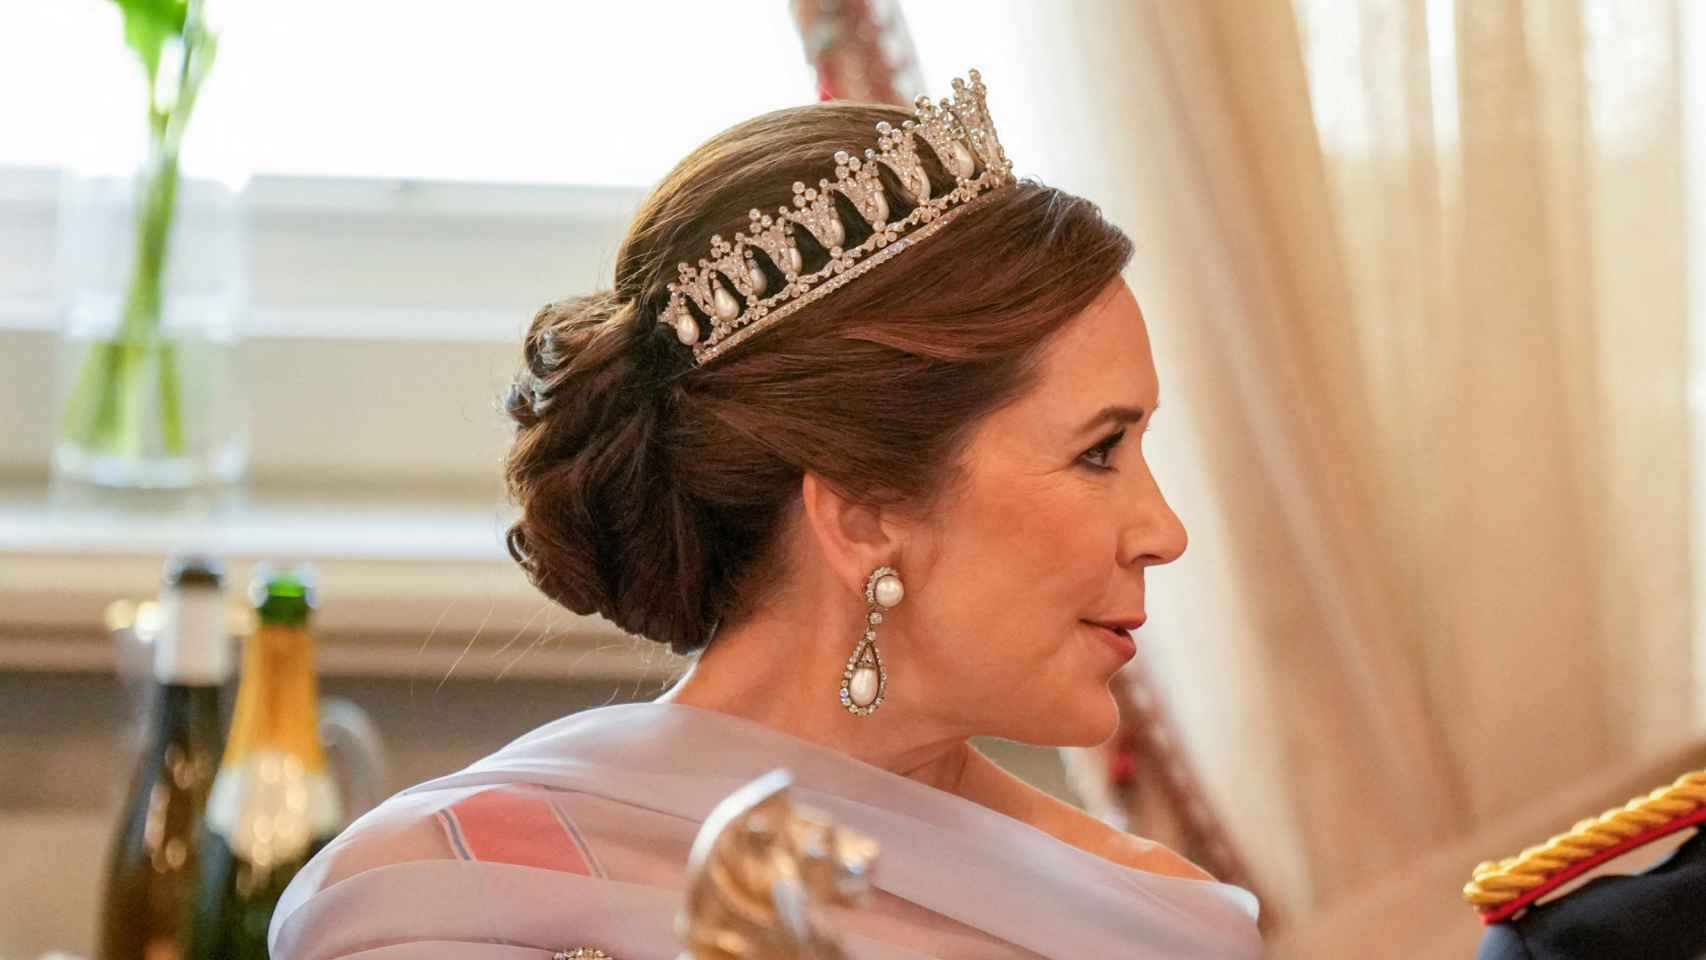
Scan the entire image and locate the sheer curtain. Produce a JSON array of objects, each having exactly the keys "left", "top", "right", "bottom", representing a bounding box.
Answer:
[
  {"left": 1292, "top": 0, "right": 1695, "bottom": 809},
  {"left": 911, "top": 0, "right": 1698, "bottom": 935}
]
